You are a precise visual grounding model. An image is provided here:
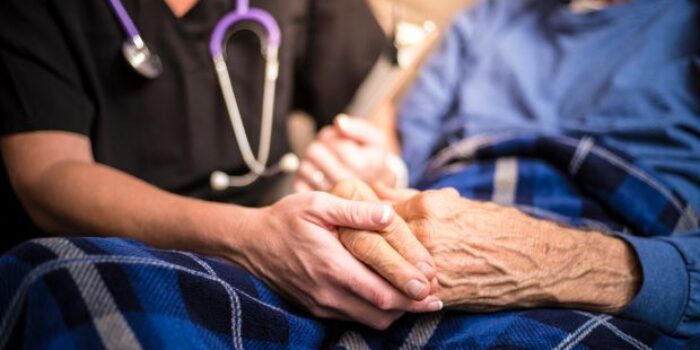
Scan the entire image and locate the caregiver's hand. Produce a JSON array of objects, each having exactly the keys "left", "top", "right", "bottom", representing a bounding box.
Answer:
[
  {"left": 294, "top": 115, "right": 395, "bottom": 192},
  {"left": 230, "top": 191, "right": 442, "bottom": 330},
  {"left": 388, "top": 188, "right": 642, "bottom": 312}
]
